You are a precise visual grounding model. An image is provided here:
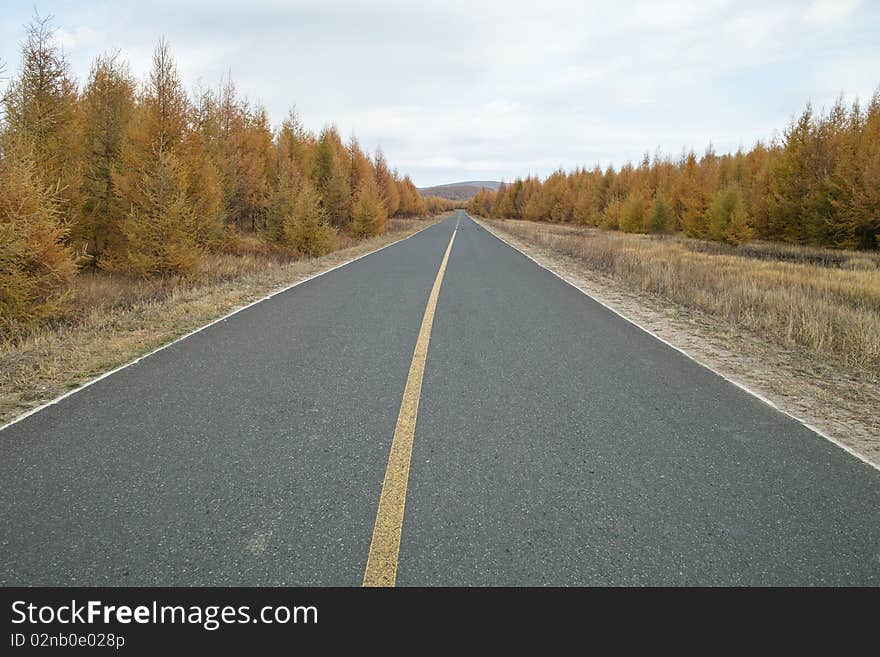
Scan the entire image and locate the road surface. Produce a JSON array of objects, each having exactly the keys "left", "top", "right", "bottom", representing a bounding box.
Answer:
[{"left": 2, "top": 211, "right": 878, "bottom": 585}]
